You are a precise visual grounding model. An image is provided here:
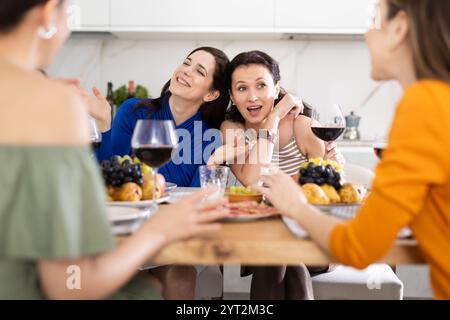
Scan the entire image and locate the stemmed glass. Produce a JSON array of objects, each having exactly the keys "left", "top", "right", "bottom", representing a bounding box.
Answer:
[
  {"left": 89, "top": 117, "right": 102, "bottom": 153},
  {"left": 310, "top": 104, "right": 346, "bottom": 142},
  {"left": 373, "top": 139, "right": 387, "bottom": 159},
  {"left": 131, "top": 120, "right": 178, "bottom": 212}
]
